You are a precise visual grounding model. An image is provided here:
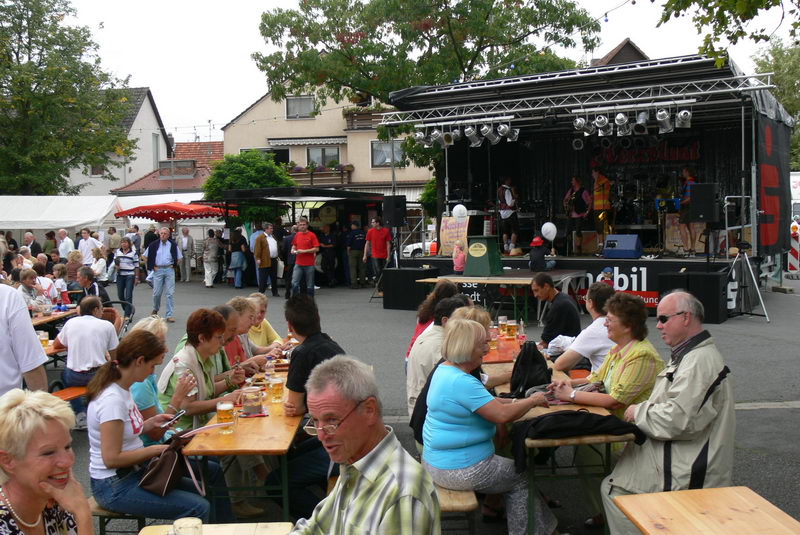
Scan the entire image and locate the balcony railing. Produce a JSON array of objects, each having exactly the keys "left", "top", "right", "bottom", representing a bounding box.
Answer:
[
  {"left": 288, "top": 168, "right": 352, "bottom": 185},
  {"left": 343, "top": 110, "right": 382, "bottom": 130}
]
